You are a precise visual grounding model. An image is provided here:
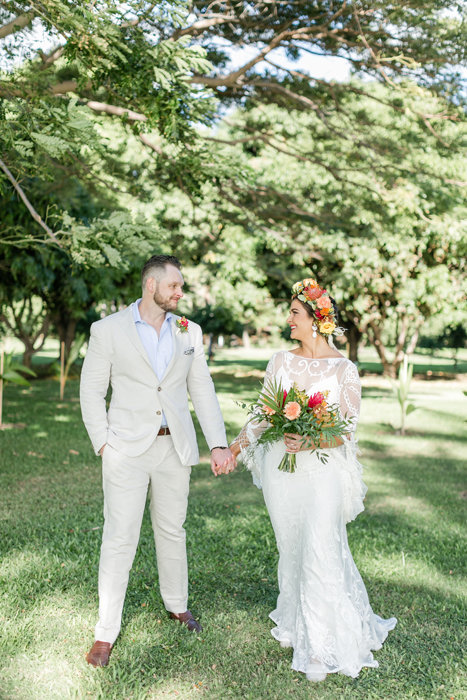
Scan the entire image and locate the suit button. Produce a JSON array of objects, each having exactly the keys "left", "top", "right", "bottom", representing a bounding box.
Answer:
[
  {"left": 156, "top": 410, "right": 161, "bottom": 415},
  {"left": 157, "top": 387, "right": 162, "bottom": 391}
]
